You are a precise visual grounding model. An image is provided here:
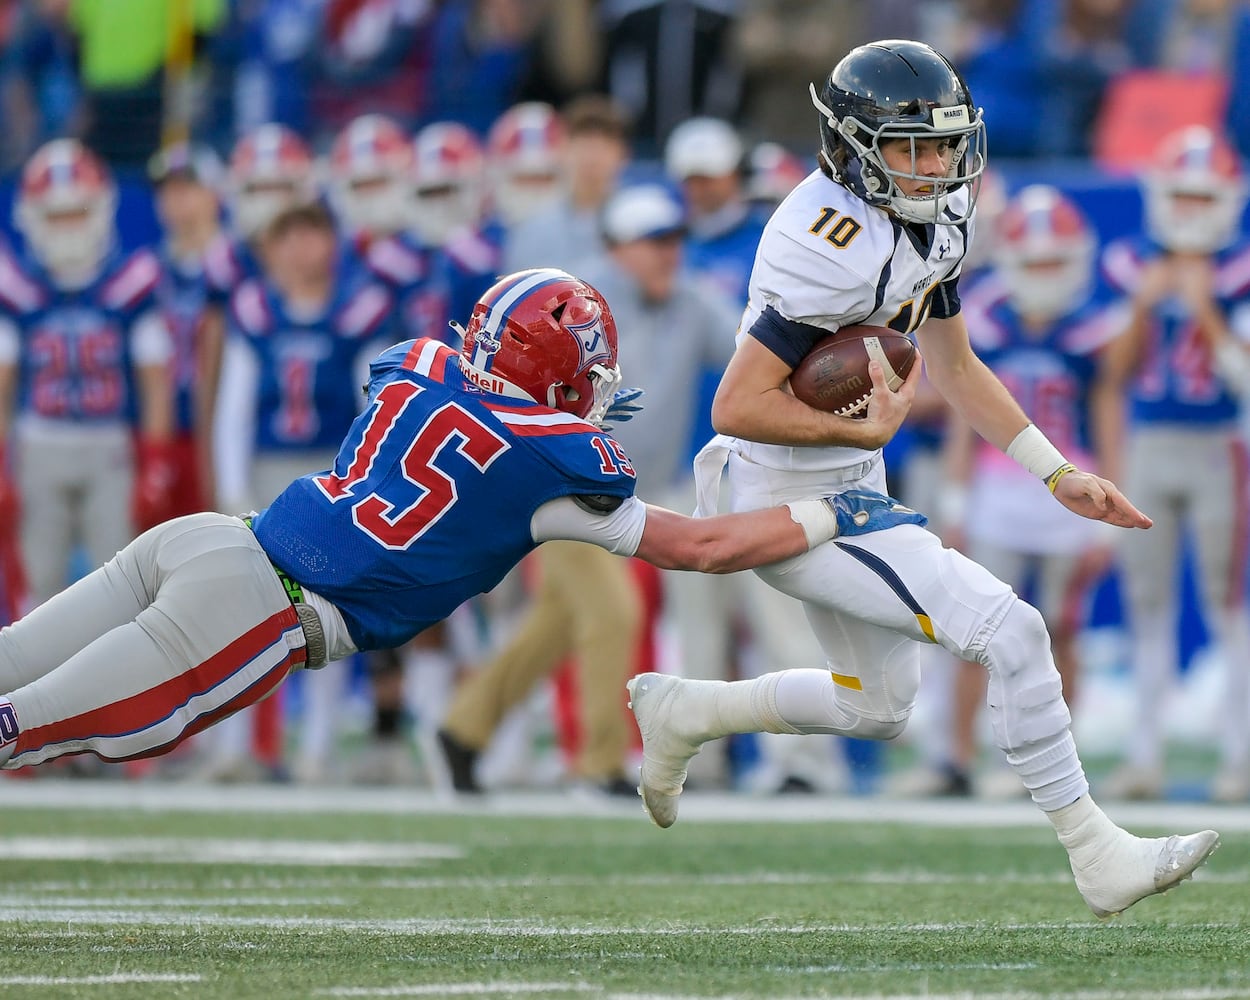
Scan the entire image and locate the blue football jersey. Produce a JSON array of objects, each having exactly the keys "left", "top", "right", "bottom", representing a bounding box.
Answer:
[
  {"left": 0, "top": 246, "right": 164, "bottom": 425},
  {"left": 1102, "top": 235, "right": 1250, "bottom": 426},
  {"left": 684, "top": 205, "right": 771, "bottom": 307},
  {"left": 362, "top": 230, "right": 453, "bottom": 344},
  {"left": 155, "top": 245, "right": 210, "bottom": 433},
  {"left": 203, "top": 233, "right": 263, "bottom": 307},
  {"left": 964, "top": 274, "right": 1122, "bottom": 465},
  {"left": 226, "top": 248, "right": 397, "bottom": 454},
  {"left": 253, "top": 338, "right": 639, "bottom": 651}
]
